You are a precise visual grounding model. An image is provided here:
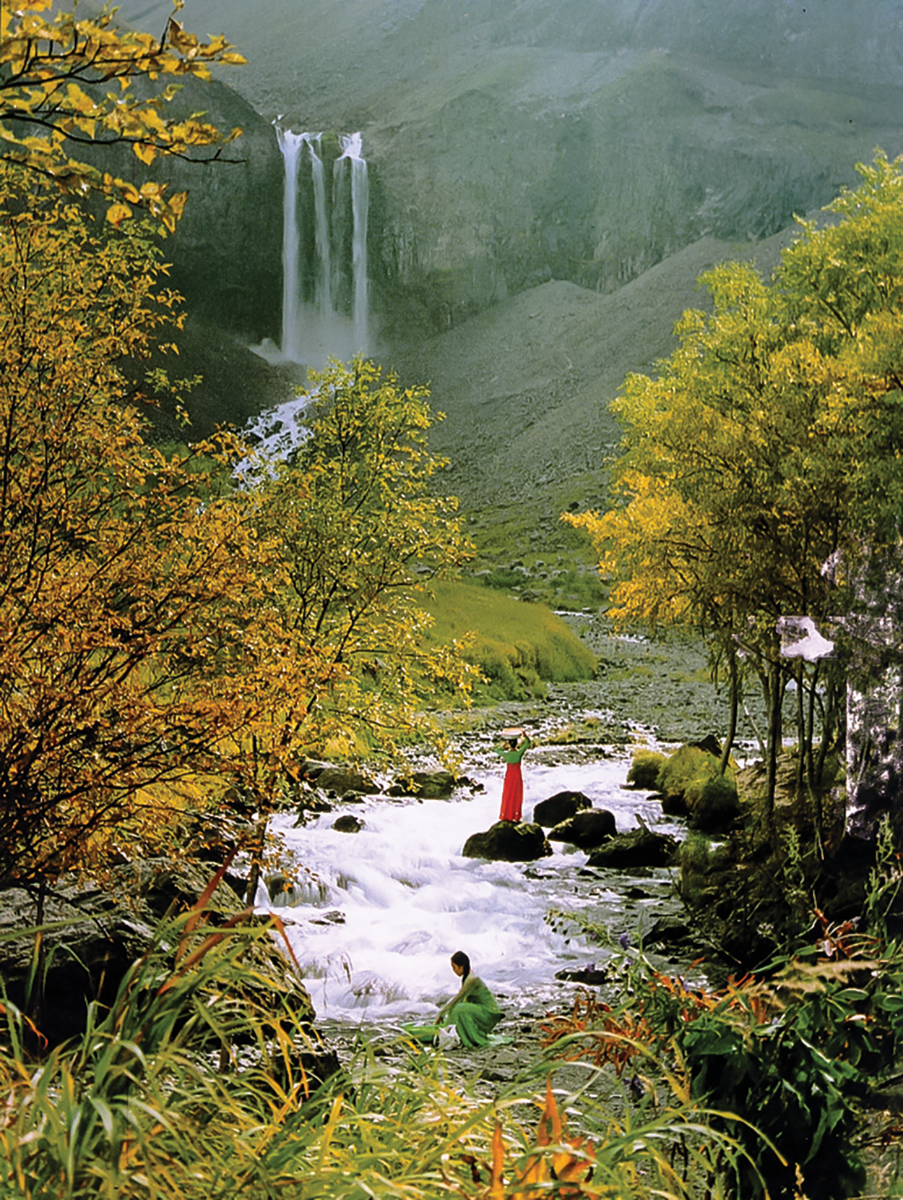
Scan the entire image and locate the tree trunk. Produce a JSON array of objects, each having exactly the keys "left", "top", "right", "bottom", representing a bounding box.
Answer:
[
  {"left": 719, "top": 650, "right": 739, "bottom": 774},
  {"left": 795, "top": 661, "right": 806, "bottom": 791},
  {"left": 805, "top": 660, "right": 819, "bottom": 790},
  {"left": 764, "top": 657, "right": 784, "bottom": 831}
]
